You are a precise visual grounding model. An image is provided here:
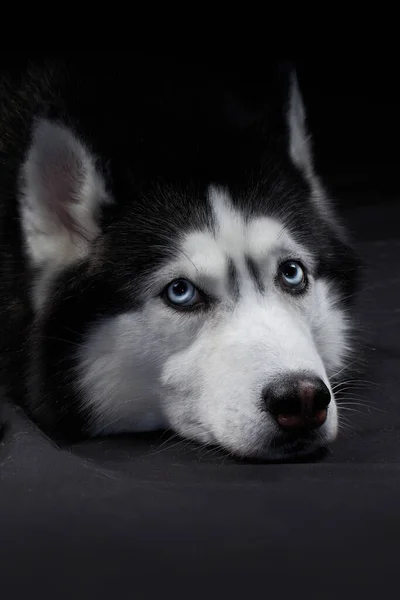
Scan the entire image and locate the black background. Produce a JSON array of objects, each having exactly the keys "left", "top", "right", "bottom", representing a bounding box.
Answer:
[
  {"left": 0, "top": 52, "right": 399, "bottom": 599},
  {"left": 0, "top": 52, "right": 398, "bottom": 200}
]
